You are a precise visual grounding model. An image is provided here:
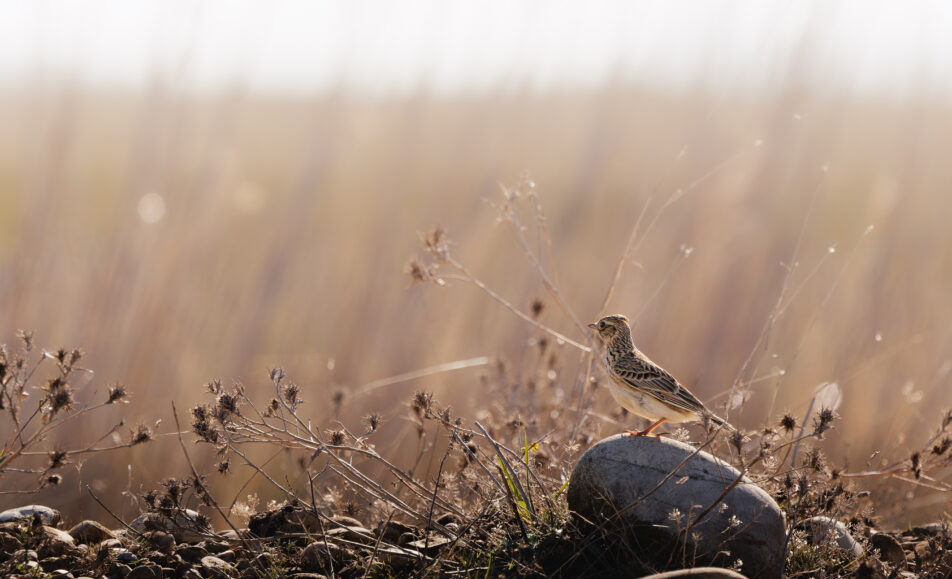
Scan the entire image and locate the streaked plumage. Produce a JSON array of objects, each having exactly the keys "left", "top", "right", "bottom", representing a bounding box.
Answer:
[{"left": 588, "top": 314, "right": 734, "bottom": 436}]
